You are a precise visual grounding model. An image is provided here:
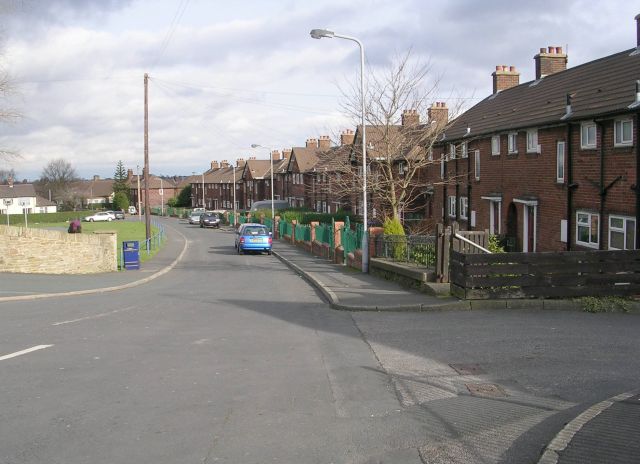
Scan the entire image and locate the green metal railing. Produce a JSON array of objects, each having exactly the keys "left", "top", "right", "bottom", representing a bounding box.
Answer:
[
  {"left": 315, "top": 221, "right": 334, "bottom": 249},
  {"left": 295, "top": 223, "right": 311, "bottom": 242}
]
